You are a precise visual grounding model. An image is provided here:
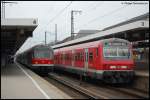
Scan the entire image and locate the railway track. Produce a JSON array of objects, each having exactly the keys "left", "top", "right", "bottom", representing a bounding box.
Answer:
[{"left": 47, "top": 72, "right": 149, "bottom": 99}]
